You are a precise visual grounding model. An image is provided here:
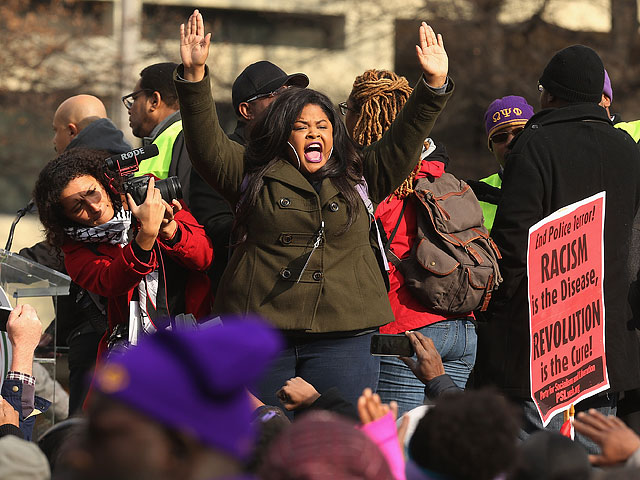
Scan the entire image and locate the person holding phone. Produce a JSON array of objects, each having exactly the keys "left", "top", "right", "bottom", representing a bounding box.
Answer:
[
  {"left": 175, "top": 10, "right": 453, "bottom": 407},
  {"left": 33, "top": 148, "right": 213, "bottom": 369}
]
